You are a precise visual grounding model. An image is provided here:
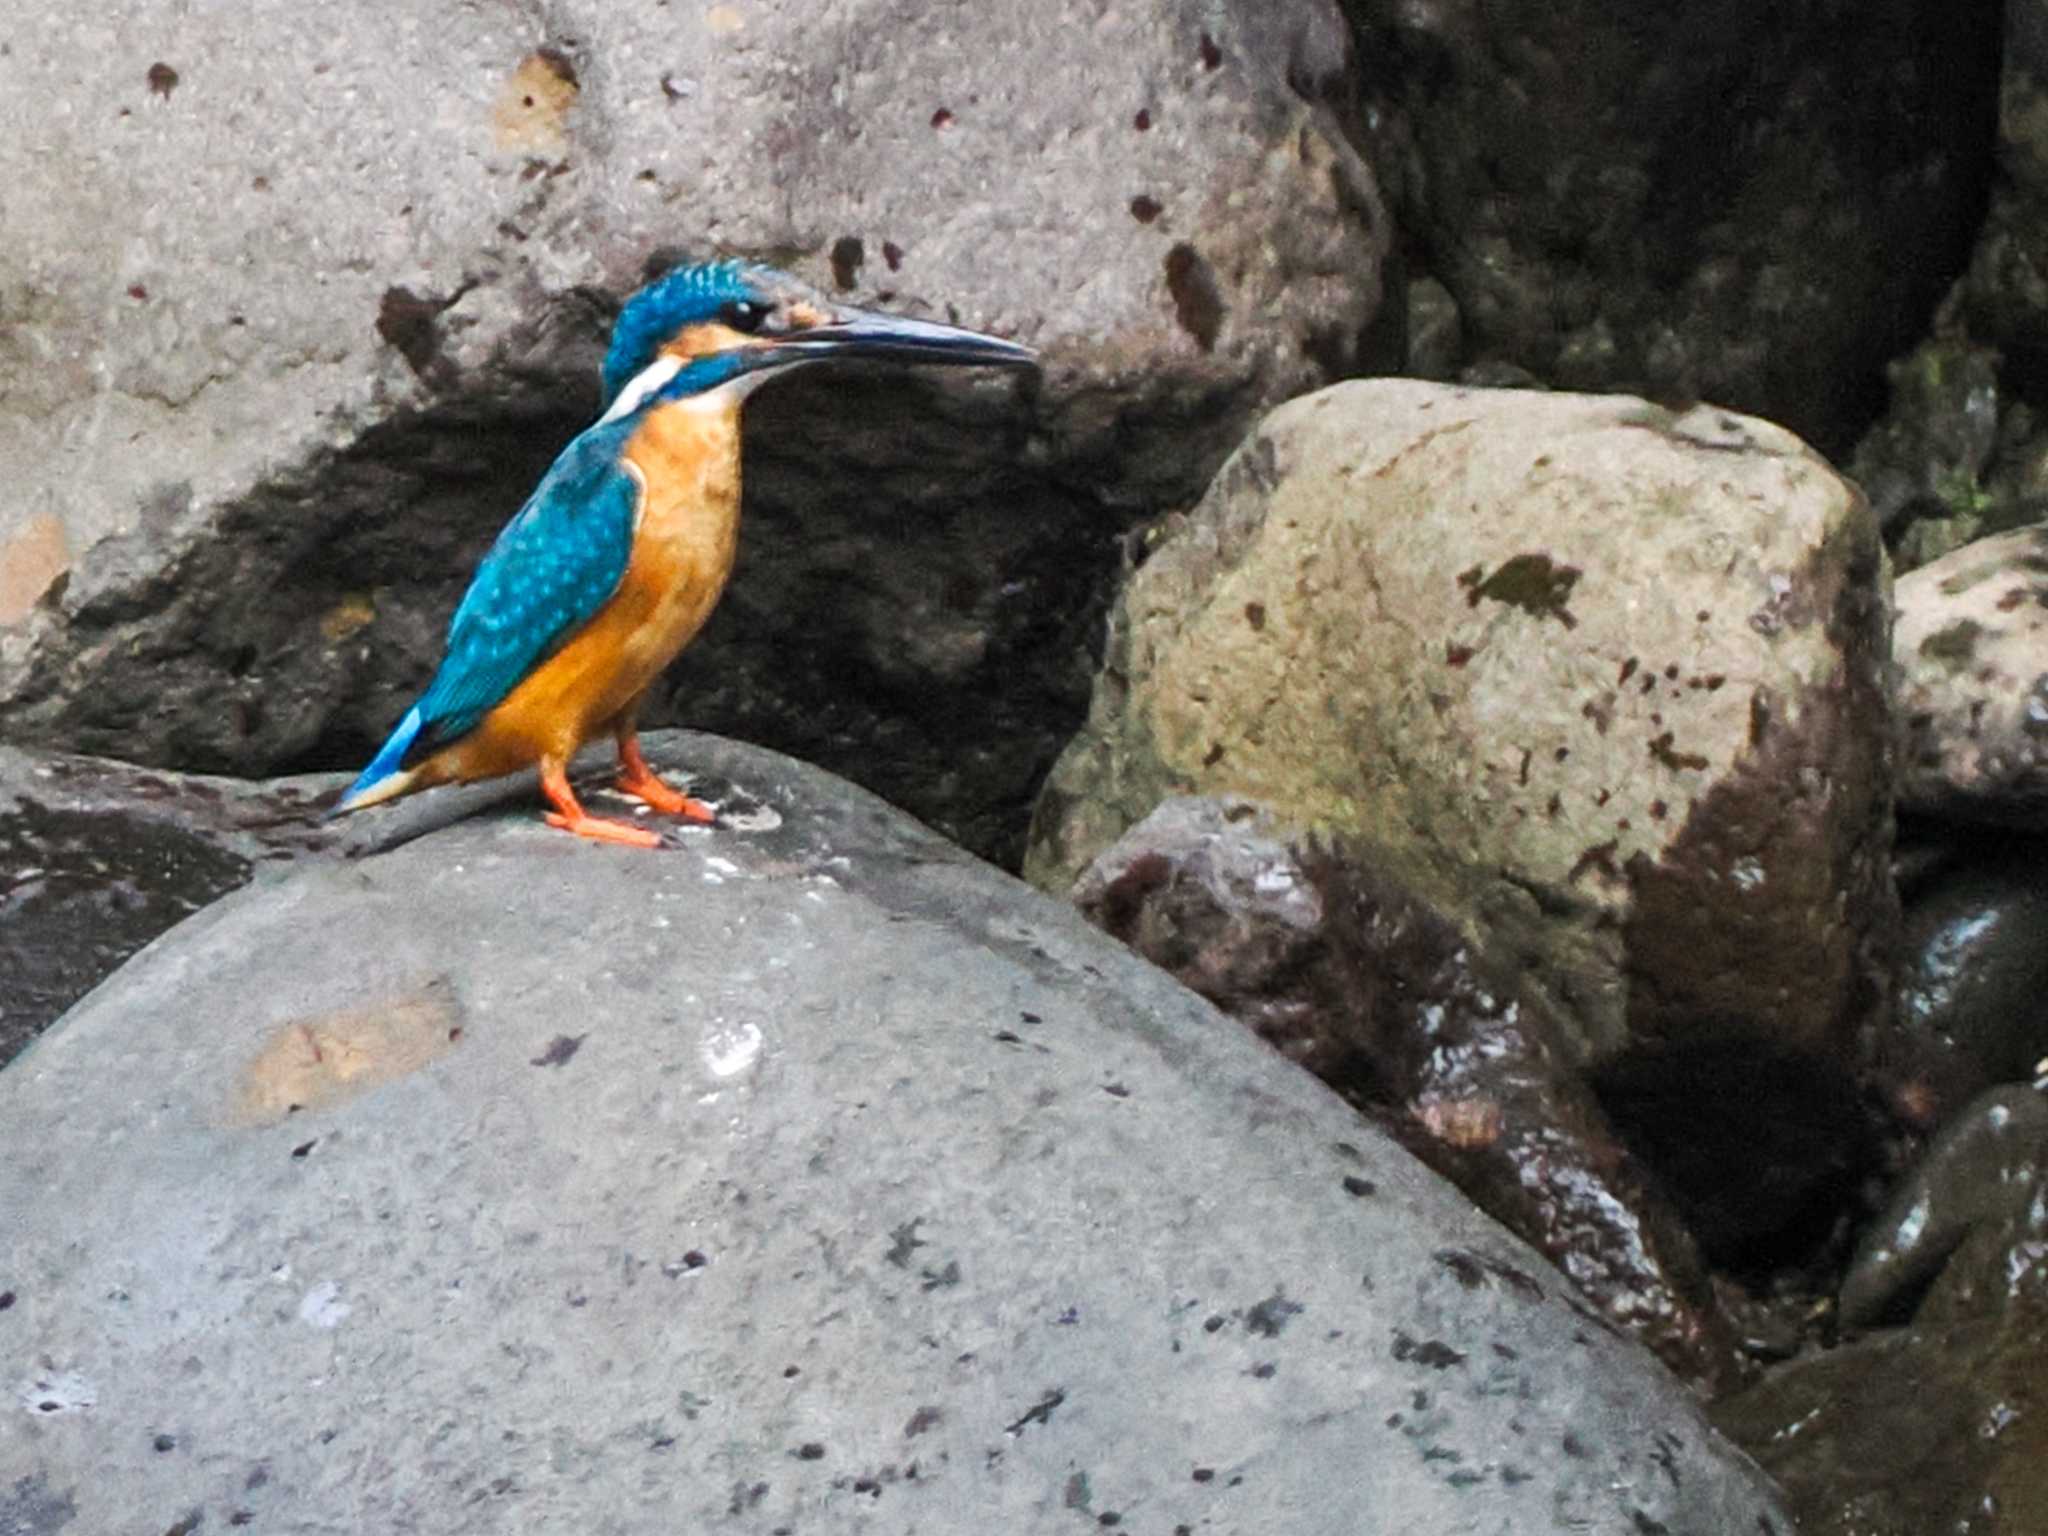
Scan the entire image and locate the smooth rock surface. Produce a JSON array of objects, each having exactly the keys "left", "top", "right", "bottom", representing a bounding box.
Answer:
[
  {"left": 1892, "top": 839, "right": 2048, "bottom": 1102},
  {"left": 1028, "top": 380, "right": 1895, "bottom": 1084},
  {"left": 0, "top": 735, "right": 1790, "bottom": 1534},
  {"left": 1894, "top": 524, "right": 2048, "bottom": 827},
  {"left": 0, "top": 0, "right": 1390, "bottom": 863}
]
